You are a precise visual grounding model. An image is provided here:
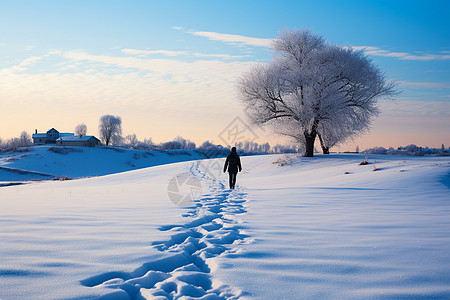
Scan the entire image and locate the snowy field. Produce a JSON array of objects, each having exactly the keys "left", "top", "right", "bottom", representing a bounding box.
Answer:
[
  {"left": 1, "top": 153, "right": 449, "bottom": 299},
  {"left": 0, "top": 146, "right": 205, "bottom": 184}
]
